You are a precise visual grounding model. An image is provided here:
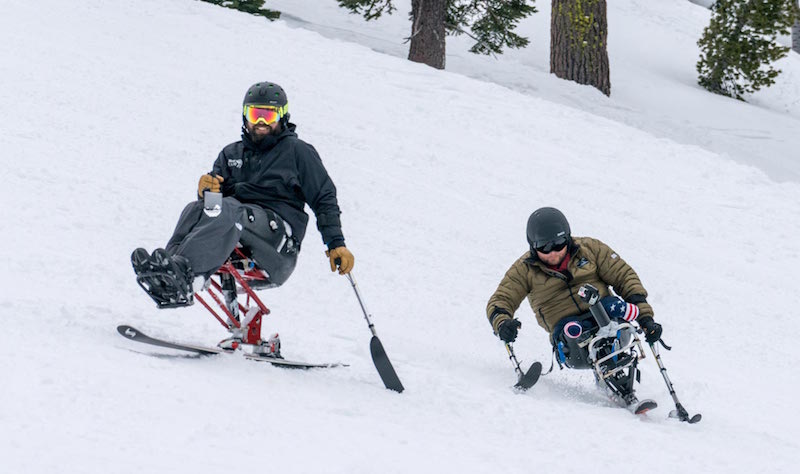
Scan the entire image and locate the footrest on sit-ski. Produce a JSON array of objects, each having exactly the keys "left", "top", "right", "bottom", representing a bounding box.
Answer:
[
  {"left": 136, "top": 272, "right": 193, "bottom": 309},
  {"left": 599, "top": 352, "right": 634, "bottom": 373}
]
